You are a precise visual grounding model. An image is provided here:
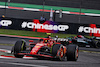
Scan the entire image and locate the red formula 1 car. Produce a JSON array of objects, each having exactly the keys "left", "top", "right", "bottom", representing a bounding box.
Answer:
[{"left": 11, "top": 37, "right": 79, "bottom": 61}]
